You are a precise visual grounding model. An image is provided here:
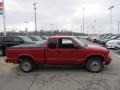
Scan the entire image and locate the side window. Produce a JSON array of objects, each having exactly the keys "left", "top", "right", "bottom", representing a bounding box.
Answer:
[
  {"left": 48, "top": 38, "right": 57, "bottom": 49},
  {"left": 59, "top": 38, "right": 75, "bottom": 48},
  {"left": 13, "top": 37, "right": 23, "bottom": 43},
  {"left": 3, "top": 37, "right": 13, "bottom": 42}
]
